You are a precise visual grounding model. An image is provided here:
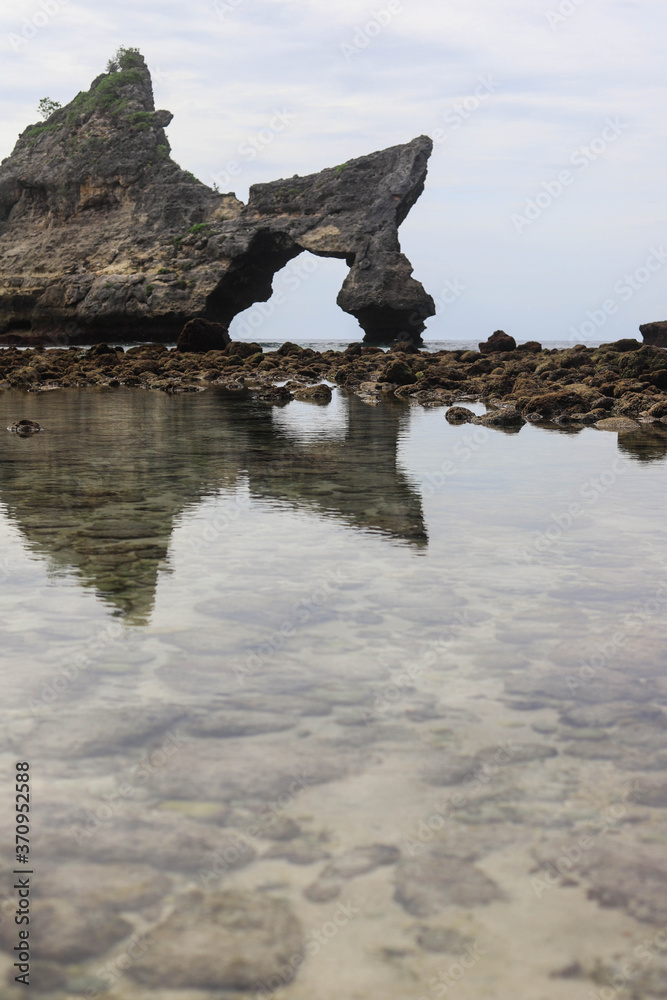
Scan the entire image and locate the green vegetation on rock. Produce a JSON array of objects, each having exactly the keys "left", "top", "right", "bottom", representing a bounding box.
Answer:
[
  {"left": 66, "top": 67, "right": 144, "bottom": 124},
  {"left": 37, "top": 97, "right": 62, "bottom": 120},
  {"left": 129, "top": 111, "right": 154, "bottom": 131}
]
